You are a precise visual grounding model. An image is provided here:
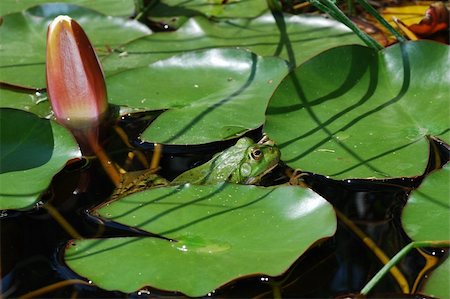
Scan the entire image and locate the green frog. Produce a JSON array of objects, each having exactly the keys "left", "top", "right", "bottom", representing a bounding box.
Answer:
[
  {"left": 111, "top": 135, "right": 280, "bottom": 200},
  {"left": 172, "top": 135, "right": 280, "bottom": 185}
]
